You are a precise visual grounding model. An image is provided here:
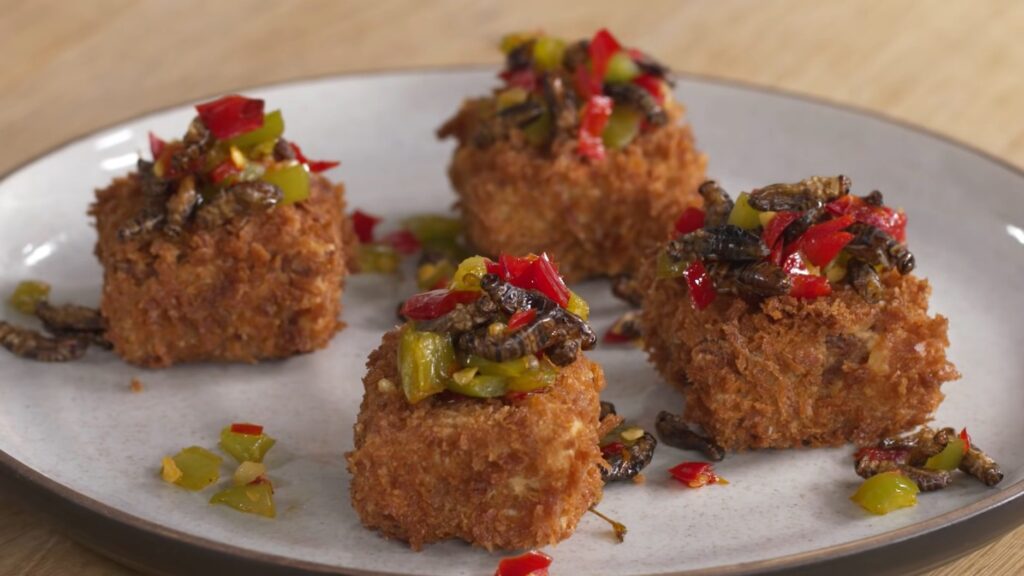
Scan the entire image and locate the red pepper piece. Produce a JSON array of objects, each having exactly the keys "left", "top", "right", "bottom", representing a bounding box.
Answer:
[
  {"left": 603, "top": 330, "right": 633, "bottom": 344},
  {"left": 499, "top": 253, "right": 537, "bottom": 281},
  {"left": 853, "top": 447, "right": 910, "bottom": 462},
  {"left": 572, "top": 66, "right": 601, "bottom": 100},
  {"left": 195, "top": 95, "right": 265, "bottom": 140},
  {"left": 683, "top": 260, "right": 716, "bottom": 310},
  {"left": 148, "top": 132, "right": 167, "bottom": 159},
  {"left": 798, "top": 230, "right": 853, "bottom": 268},
  {"left": 381, "top": 229, "right": 421, "bottom": 255},
  {"left": 674, "top": 207, "right": 706, "bottom": 235},
  {"left": 401, "top": 289, "right": 480, "bottom": 321},
  {"left": 669, "top": 461, "right": 726, "bottom": 488},
  {"left": 507, "top": 309, "right": 537, "bottom": 332},
  {"left": 633, "top": 74, "right": 665, "bottom": 104},
  {"left": 230, "top": 423, "right": 264, "bottom": 436},
  {"left": 959, "top": 428, "right": 972, "bottom": 454},
  {"left": 762, "top": 211, "right": 802, "bottom": 251},
  {"left": 588, "top": 28, "right": 623, "bottom": 82},
  {"left": 491, "top": 254, "right": 570, "bottom": 308},
  {"left": 288, "top": 142, "right": 340, "bottom": 173},
  {"left": 500, "top": 68, "right": 539, "bottom": 91},
  {"left": 577, "top": 95, "right": 614, "bottom": 161},
  {"left": 209, "top": 159, "right": 240, "bottom": 184},
  {"left": 600, "top": 441, "right": 625, "bottom": 456},
  {"left": 790, "top": 274, "right": 832, "bottom": 299},
  {"left": 826, "top": 196, "right": 907, "bottom": 242},
  {"left": 494, "top": 550, "right": 552, "bottom": 576},
  {"left": 351, "top": 210, "right": 381, "bottom": 243}
]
